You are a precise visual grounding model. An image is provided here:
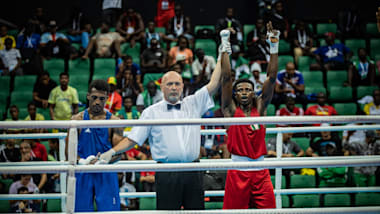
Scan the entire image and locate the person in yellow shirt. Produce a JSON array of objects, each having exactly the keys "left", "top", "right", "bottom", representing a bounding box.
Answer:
[
  {"left": 363, "top": 89, "right": 380, "bottom": 115},
  {"left": 24, "top": 102, "right": 45, "bottom": 133},
  {"left": 0, "top": 25, "right": 16, "bottom": 50},
  {"left": 48, "top": 72, "right": 79, "bottom": 120}
]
